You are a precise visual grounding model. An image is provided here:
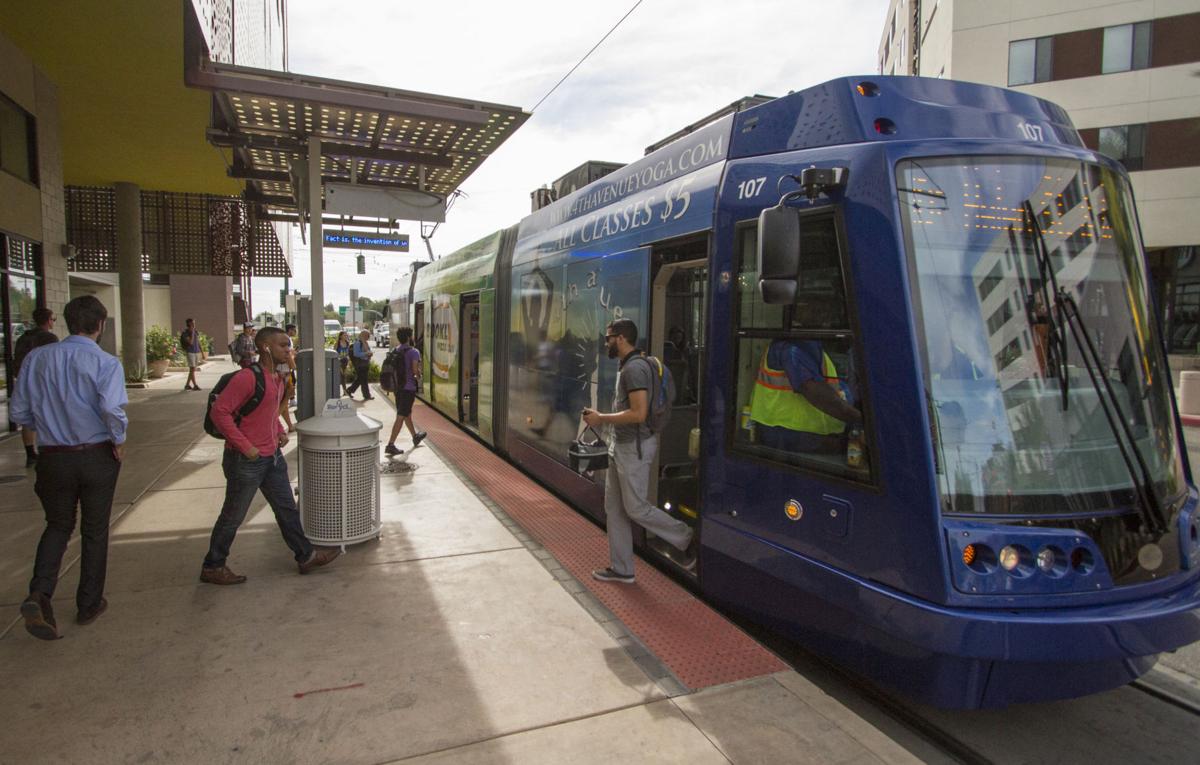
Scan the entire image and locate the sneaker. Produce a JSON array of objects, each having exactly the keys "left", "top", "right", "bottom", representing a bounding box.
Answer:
[
  {"left": 76, "top": 597, "right": 108, "bottom": 626},
  {"left": 678, "top": 533, "right": 699, "bottom": 573},
  {"left": 384, "top": 443, "right": 403, "bottom": 456},
  {"left": 412, "top": 431, "right": 427, "bottom": 447},
  {"left": 298, "top": 547, "right": 341, "bottom": 575},
  {"left": 591, "top": 567, "right": 635, "bottom": 584},
  {"left": 199, "top": 565, "right": 247, "bottom": 585},
  {"left": 20, "top": 594, "right": 60, "bottom": 641}
]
